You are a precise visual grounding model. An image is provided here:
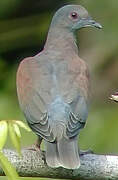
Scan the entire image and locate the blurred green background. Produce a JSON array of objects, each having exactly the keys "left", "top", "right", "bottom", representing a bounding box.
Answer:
[{"left": 0, "top": 0, "right": 118, "bottom": 156}]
